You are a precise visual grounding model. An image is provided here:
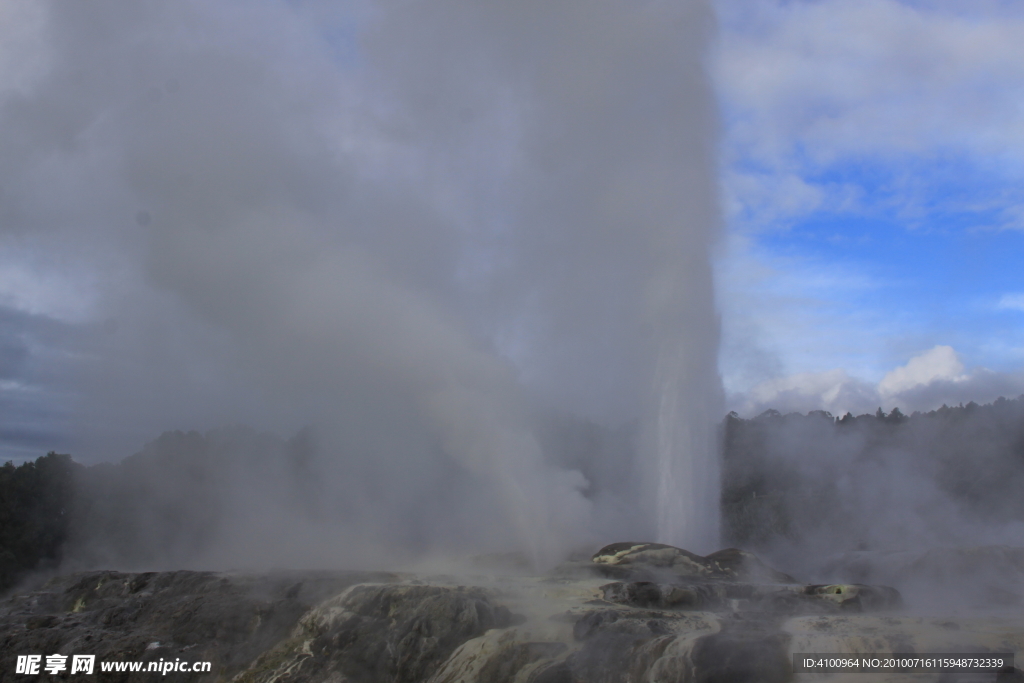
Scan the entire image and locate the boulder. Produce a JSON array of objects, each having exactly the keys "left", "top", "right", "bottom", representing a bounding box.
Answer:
[
  {"left": 590, "top": 542, "right": 798, "bottom": 584},
  {"left": 591, "top": 542, "right": 719, "bottom": 580}
]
